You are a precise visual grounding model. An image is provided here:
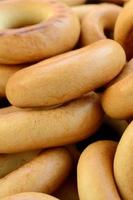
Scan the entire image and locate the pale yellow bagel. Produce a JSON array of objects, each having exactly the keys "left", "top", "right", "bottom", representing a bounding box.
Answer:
[
  {"left": 0, "top": 93, "right": 103, "bottom": 153},
  {"left": 114, "top": 121, "right": 133, "bottom": 200},
  {"left": 0, "top": 150, "right": 41, "bottom": 178},
  {"left": 77, "top": 141, "right": 120, "bottom": 200},
  {"left": 58, "top": 0, "right": 85, "bottom": 6},
  {"left": 0, "top": 0, "right": 80, "bottom": 64},
  {"left": 81, "top": 4, "right": 121, "bottom": 46},
  {"left": 102, "top": 59, "right": 133, "bottom": 119},
  {"left": 6, "top": 39, "right": 126, "bottom": 108},
  {"left": 0, "top": 193, "right": 59, "bottom": 200},
  {"left": 0, "top": 148, "right": 72, "bottom": 198},
  {"left": 114, "top": 0, "right": 133, "bottom": 60}
]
